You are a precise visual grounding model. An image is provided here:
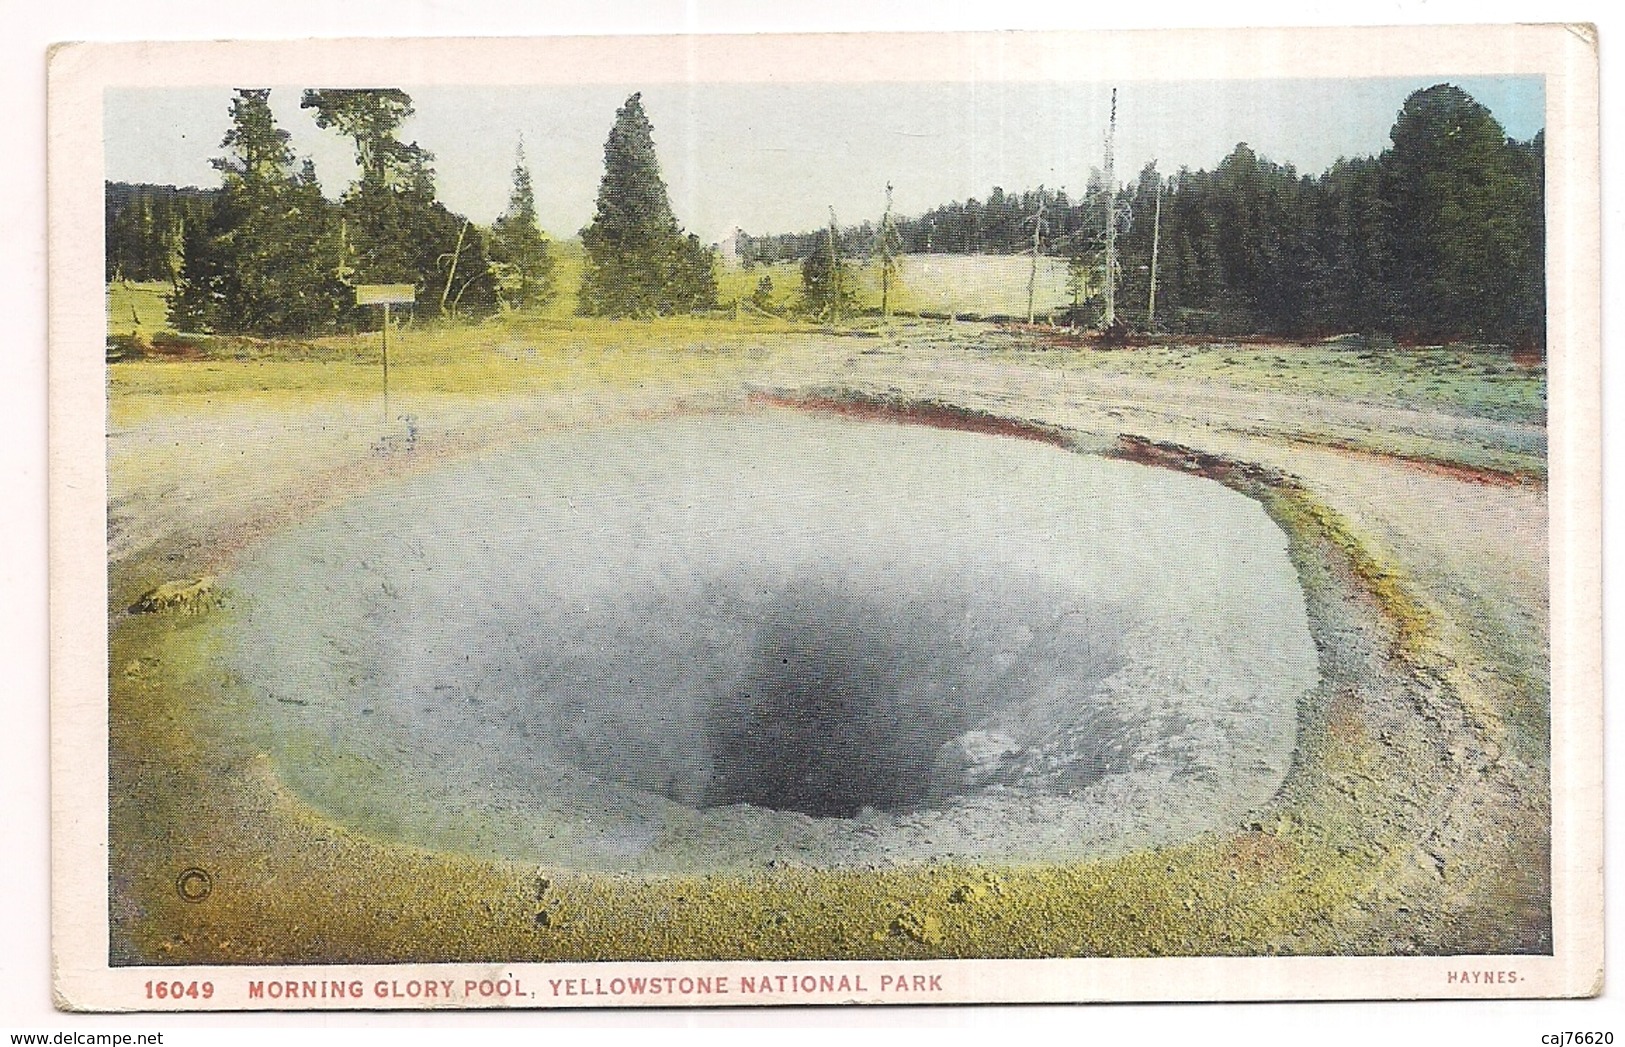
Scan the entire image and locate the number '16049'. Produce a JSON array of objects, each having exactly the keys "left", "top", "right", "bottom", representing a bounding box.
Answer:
[{"left": 144, "top": 980, "right": 214, "bottom": 999}]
